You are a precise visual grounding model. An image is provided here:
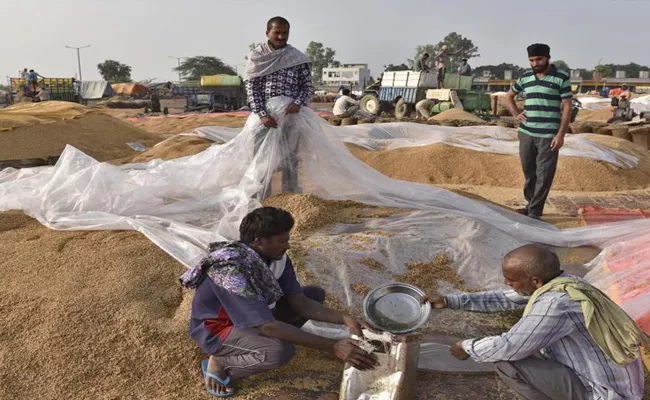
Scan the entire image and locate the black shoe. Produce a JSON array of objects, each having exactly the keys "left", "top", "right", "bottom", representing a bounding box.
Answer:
[
  {"left": 515, "top": 208, "right": 528, "bottom": 215},
  {"left": 528, "top": 214, "right": 541, "bottom": 220}
]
